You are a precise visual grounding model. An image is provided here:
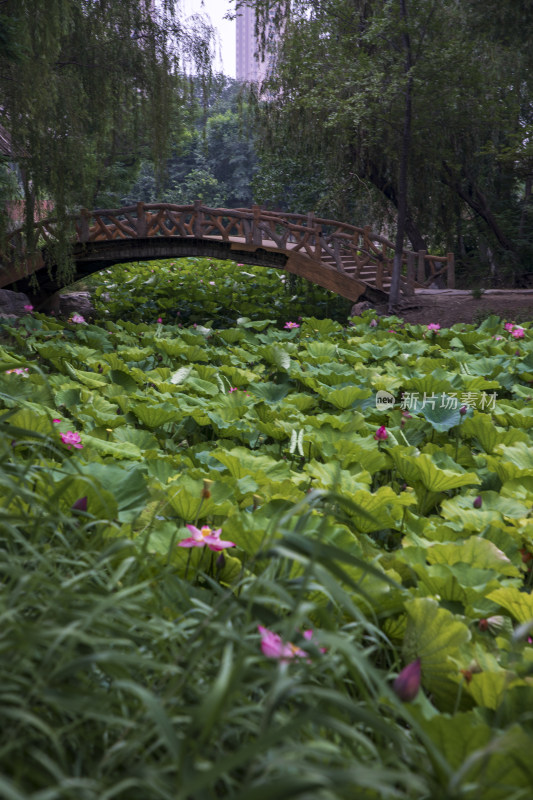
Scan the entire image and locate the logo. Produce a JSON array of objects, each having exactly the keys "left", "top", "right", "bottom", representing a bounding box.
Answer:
[{"left": 376, "top": 390, "right": 395, "bottom": 410}]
